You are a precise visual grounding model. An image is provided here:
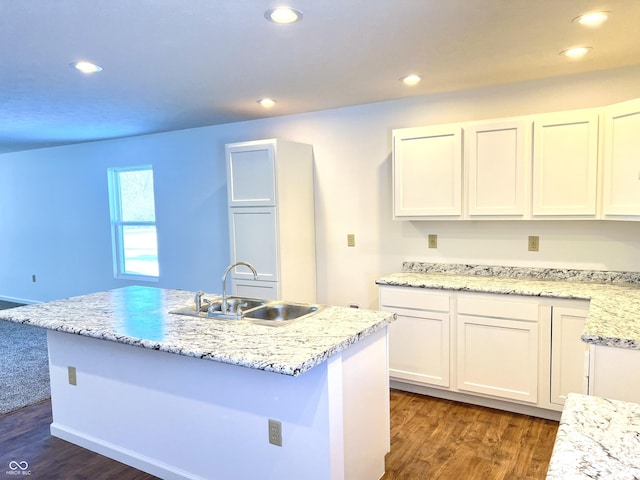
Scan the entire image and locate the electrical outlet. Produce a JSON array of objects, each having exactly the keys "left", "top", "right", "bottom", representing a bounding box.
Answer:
[
  {"left": 268, "top": 419, "right": 282, "bottom": 447},
  {"left": 347, "top": 234, "right": 355, "bottom": 247},
  {"left": 32, "top": 274, "right": 36, "bottom": 283},
  {"left": 349, "top": 303, "right": 360, "bottom": 309},
  {"left": 528, "top": 236, "right": 540, "bottom": 252},
  {"left": 428, "top": 234, "right": 438, "bottom": 249},
  {"left": 68, "top": 366, "right": 77, "bottom": 386}
]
